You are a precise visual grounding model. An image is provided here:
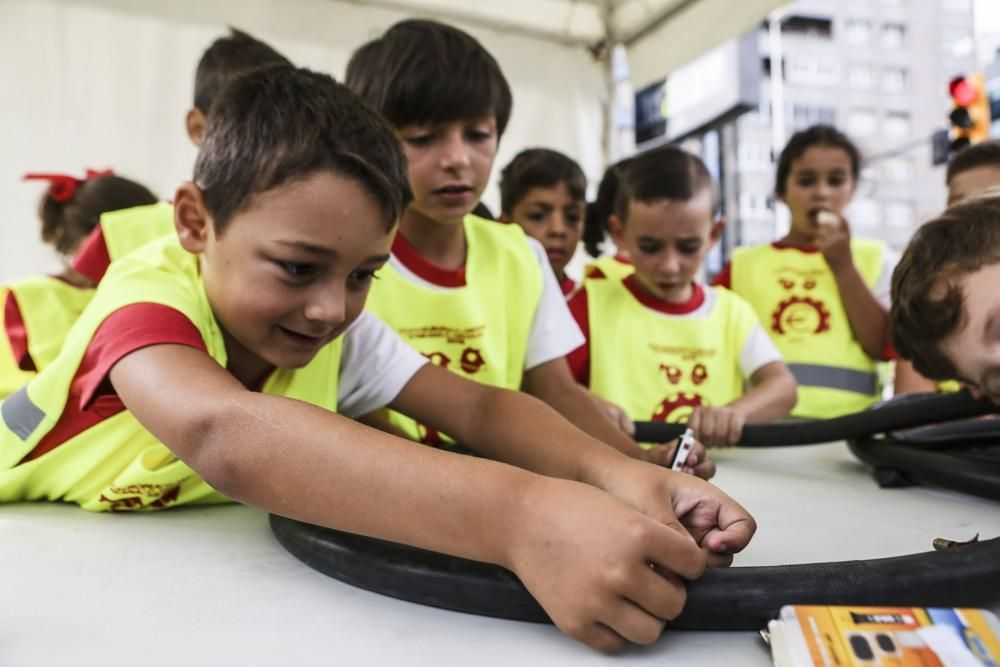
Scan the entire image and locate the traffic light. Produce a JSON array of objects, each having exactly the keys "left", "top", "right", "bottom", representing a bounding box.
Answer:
[{"left": 948, "top": 73, "right": 990, "bottom": 153}]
